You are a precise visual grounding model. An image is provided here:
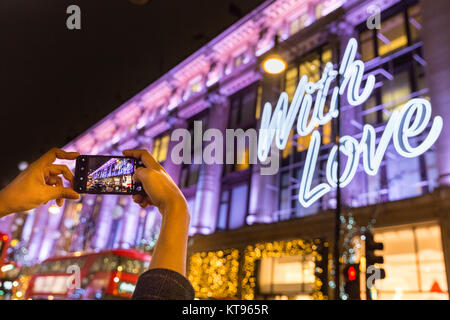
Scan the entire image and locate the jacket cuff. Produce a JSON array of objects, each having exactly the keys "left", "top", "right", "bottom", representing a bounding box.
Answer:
[{"left": 132, "top": 268, "right": 195, "bottom": 300}]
